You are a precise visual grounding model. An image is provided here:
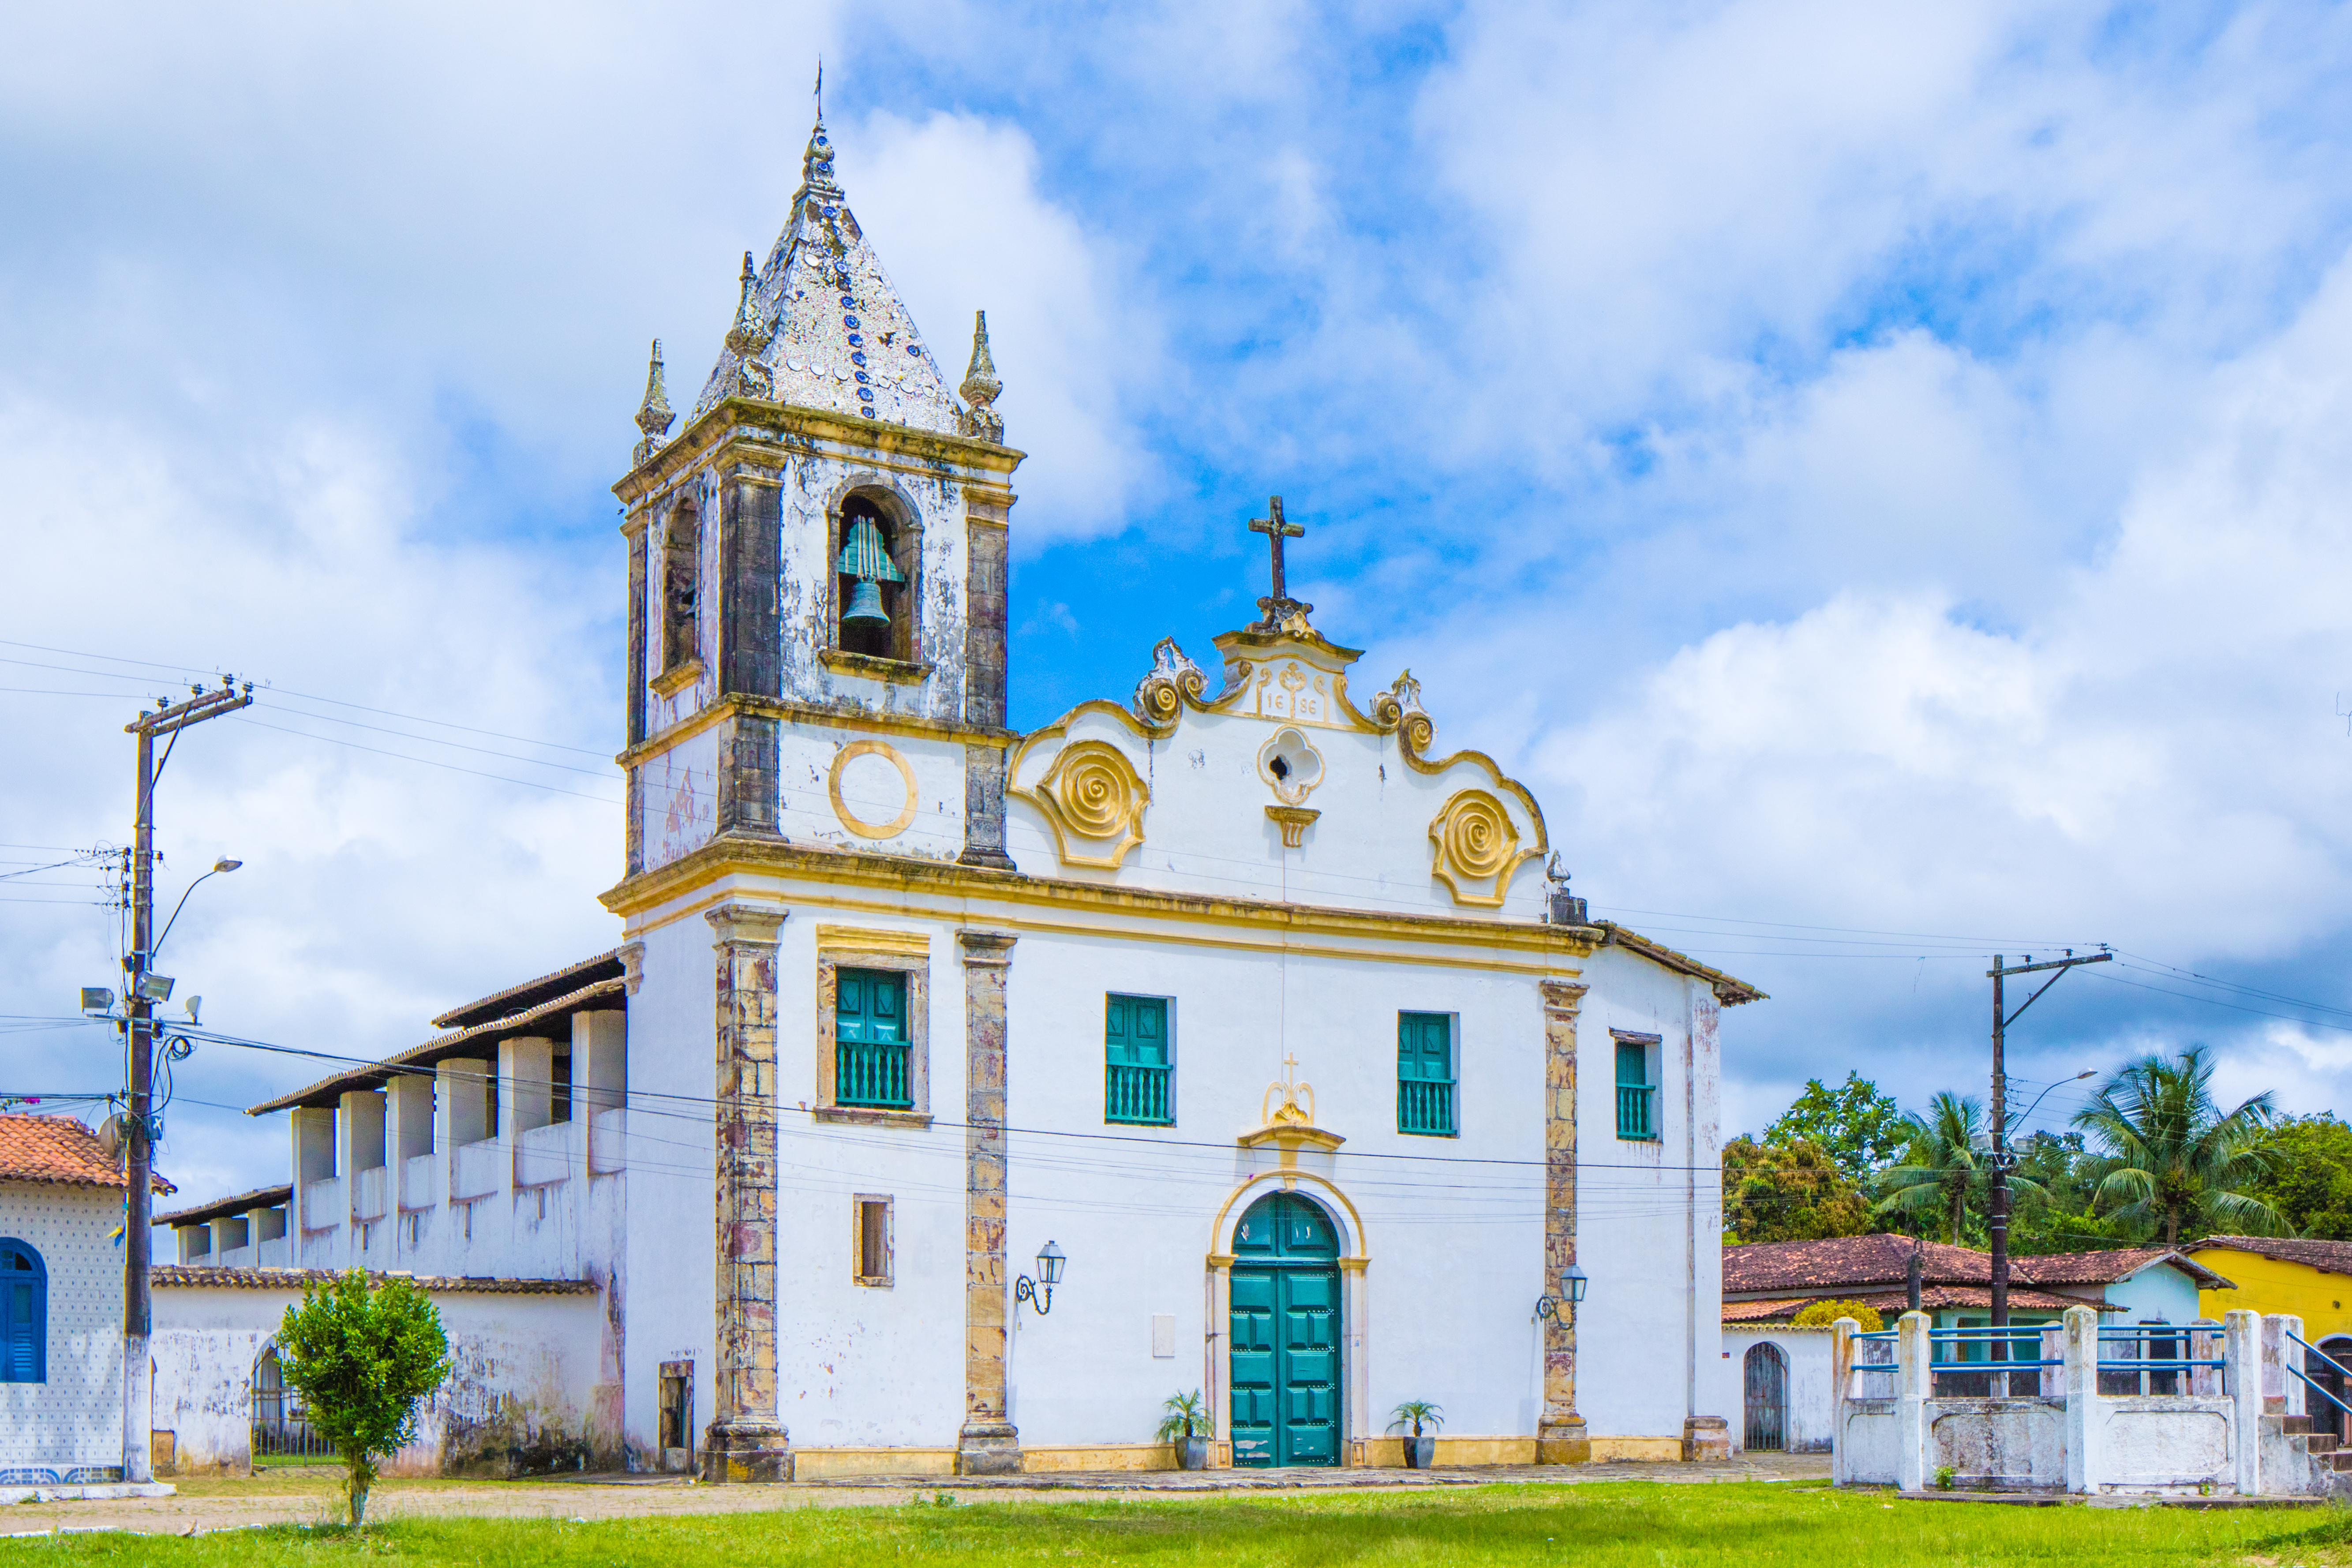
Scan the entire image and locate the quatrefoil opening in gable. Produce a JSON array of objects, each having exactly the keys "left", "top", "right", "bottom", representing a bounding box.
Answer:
[{"left": 1256, "top": 727, "right": 1325, "bottom": 806}]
